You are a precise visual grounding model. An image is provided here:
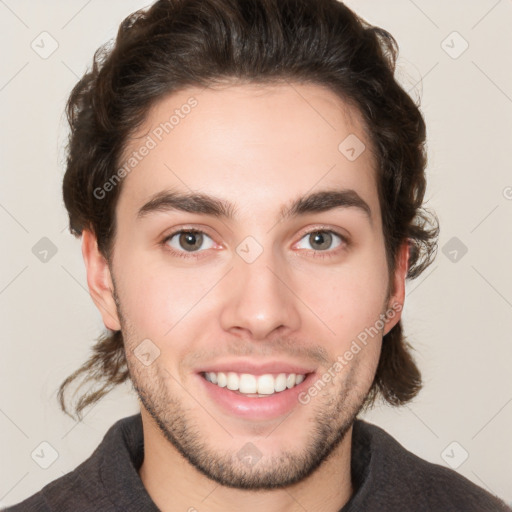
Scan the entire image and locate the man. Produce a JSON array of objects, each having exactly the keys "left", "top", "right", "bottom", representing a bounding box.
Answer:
[{"left": 5, "top": 0, "right": 510, "bottom": 510}]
